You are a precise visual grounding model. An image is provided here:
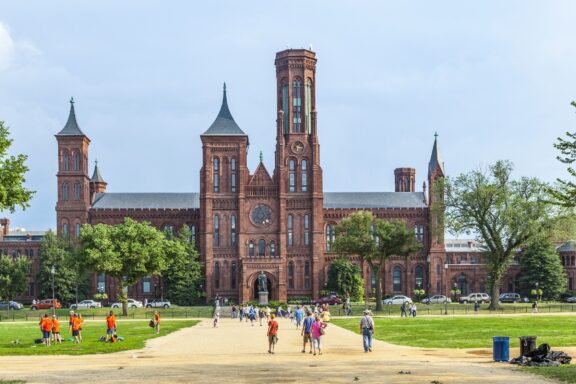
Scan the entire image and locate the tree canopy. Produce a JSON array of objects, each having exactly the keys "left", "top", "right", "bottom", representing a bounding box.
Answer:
[
  {"left": 326, "top": 257, "right": 364, "bottom": 302},
  {"left": 0, "top": 121, "right": 35, "bottom": 213},
  {"left": 0, "top": 254, "right": 30, "bottom": 300},
  {"left": 334, "top": 211, "right": 421, "bottom": 311},
  {"left": 445, "top": 160, "right": 554, "bottom": 309},
  {"left": 550, "top": 101, "right": 576, "bottom": 207}
]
